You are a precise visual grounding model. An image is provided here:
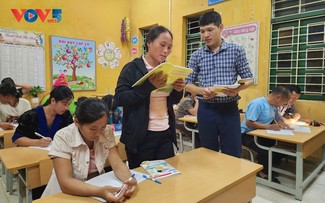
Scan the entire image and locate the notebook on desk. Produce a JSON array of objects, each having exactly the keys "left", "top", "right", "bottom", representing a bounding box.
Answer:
[{"left": 141, "top": 160, "right": 180, "bottom": 179}]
